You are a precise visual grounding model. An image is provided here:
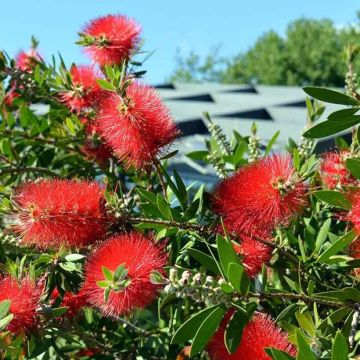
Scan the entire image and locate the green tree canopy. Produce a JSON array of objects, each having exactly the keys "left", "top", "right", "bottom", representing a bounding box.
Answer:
[{"left": 169, "top": 15, "right": 360, "bottom": 86}]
